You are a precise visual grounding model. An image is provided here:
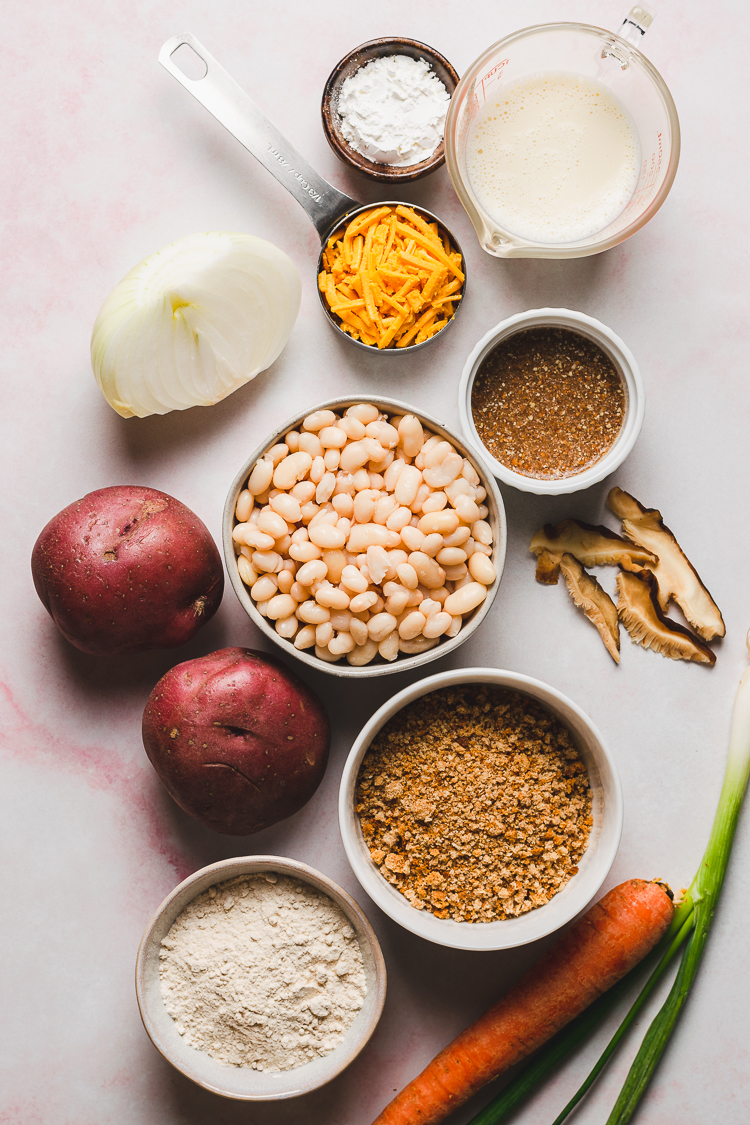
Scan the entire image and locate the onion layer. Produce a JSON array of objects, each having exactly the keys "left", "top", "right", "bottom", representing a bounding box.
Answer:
[{"left": 91, "top": 232, "right": 301, "bottom": 418}]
